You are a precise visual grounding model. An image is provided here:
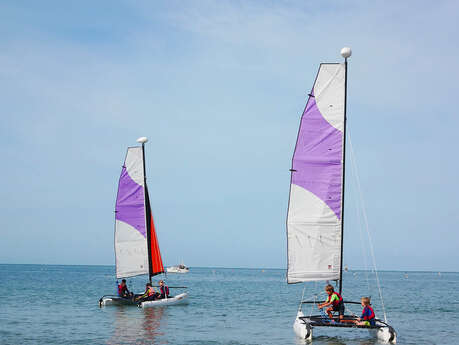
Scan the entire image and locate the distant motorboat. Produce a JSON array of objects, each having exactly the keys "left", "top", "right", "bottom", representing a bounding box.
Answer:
[{"left": 166, "top": 264, "right": 189, "bottom": 274}]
